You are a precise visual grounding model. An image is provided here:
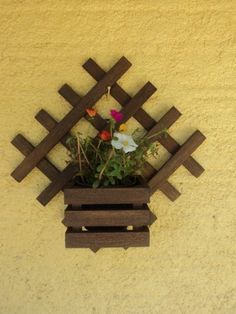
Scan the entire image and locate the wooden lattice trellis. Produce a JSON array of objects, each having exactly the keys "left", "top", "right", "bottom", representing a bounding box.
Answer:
[
  {"left": 11, "top": 57, "right": 205, "bottom": 252},
  {"left": 11, "top": 57, "right": 206, "bottom": 251},
  {"left": 11, "top": 57, "right": 206, "bottom": 206}
]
